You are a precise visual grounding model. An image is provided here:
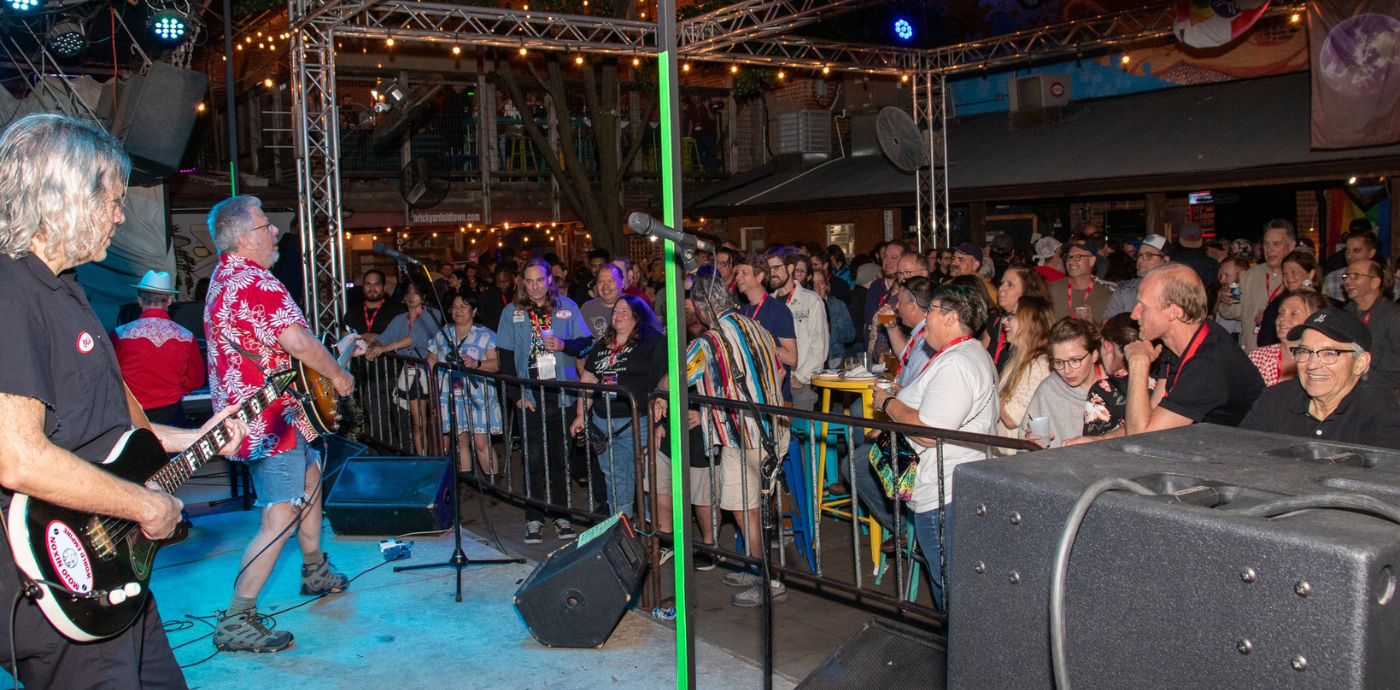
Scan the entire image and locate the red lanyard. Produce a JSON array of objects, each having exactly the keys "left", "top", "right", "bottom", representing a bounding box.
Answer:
[
  {"left": 363, "top": 302, "right": 382, "bottom": 330},
  {"left": 746, "top": 292, "right": 767, "bottom": 319},
  {"left": 406, "top": 306, "right": 422, "bottom": 330},
  {"left": 1266, "top": 272, "right": 1282, "bottom": 302},
  {"left": 783, "top": 287, "right": 796, "bottom": 305},
  {"left": 901, "top": 323, "right": 927, "bottom": 365},
  {"left": 1167, "top": 323, "right": 1208, "bottom": 394},
  {"left": 608, "top": 338, "right": 629, "bottom": 367},
  {"left": 993, "top": 325, "right": 1008, "bottom": 362},
  {"left": 912, "top": 334, "right": 973, "bottom": 380},
  {"left": 528, "top": 308, "right": 551, "bottom": 337},
  {"left": 1068, "top": 280, "right": 1093, "bottom": 316},
  {"left": 1364, "top": 309, "right": 1373, "bottom": 325}
]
